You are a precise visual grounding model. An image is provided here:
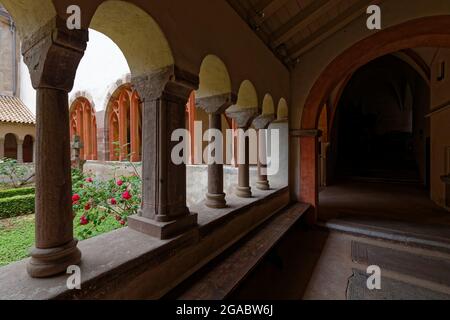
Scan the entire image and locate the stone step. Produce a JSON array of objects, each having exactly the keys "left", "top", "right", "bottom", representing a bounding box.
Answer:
[{"left": 319, "top": 217, "right": 450, "bottom": 254}]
